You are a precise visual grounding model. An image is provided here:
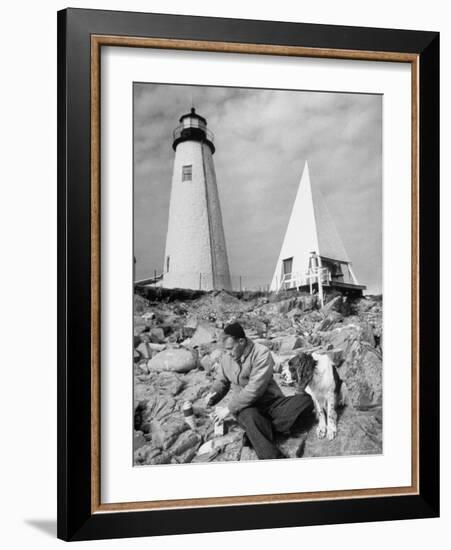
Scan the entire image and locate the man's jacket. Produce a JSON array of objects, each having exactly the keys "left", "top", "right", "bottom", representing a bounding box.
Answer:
[{"left": 211, "top": 340, "right": 284, "bottom": 415}]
